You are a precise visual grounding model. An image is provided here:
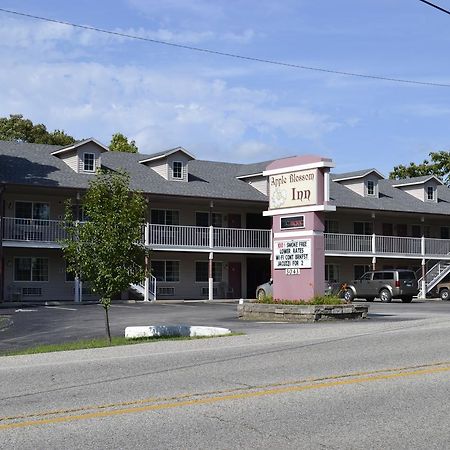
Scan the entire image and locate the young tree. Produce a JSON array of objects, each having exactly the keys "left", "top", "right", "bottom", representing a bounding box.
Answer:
[
  {"left": 62, "top": 170, "right": 148, "bottom": 343},
  {"left": 389, "top": 150, "right": 450, "bottom": 185},
  {"left": 109, "top": 132, "right": 138, "bottom": 153},
  {"left": 0, "top": 114, "right": 76, "bottom": 145}
]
